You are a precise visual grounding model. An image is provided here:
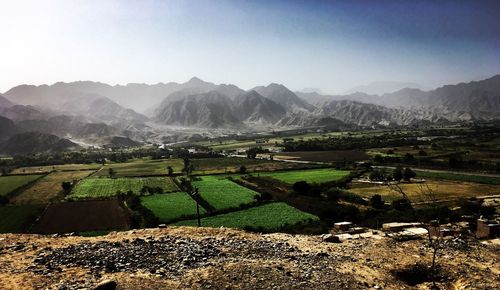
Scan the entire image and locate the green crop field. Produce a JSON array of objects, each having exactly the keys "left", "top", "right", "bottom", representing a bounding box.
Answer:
[
  {"left": 415, "top": 170, "right": 500, "bottom": 185},
  {"left": 174, "top": 202, "right": 319, "bottom": 231},
  {"left": 141, "top": 192, "right": 206, "bottom": 222},
  {"left": 95, "top": 158, "right": 184, "bottom": 177},
  {"left": 192, "top": 176, "right": 260, "bottom": 210},
  {"left": 0, "top": 175, "right": 44, "bottom": 196},
  {"left": 257, "top": 168, "right": 350, "bottom": 184},
  {"left": 0, "top": 205, "right": 42, "bottom": 233},
  {"left": 71, "top": 177, "right": 179, "bottom": 199}
]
